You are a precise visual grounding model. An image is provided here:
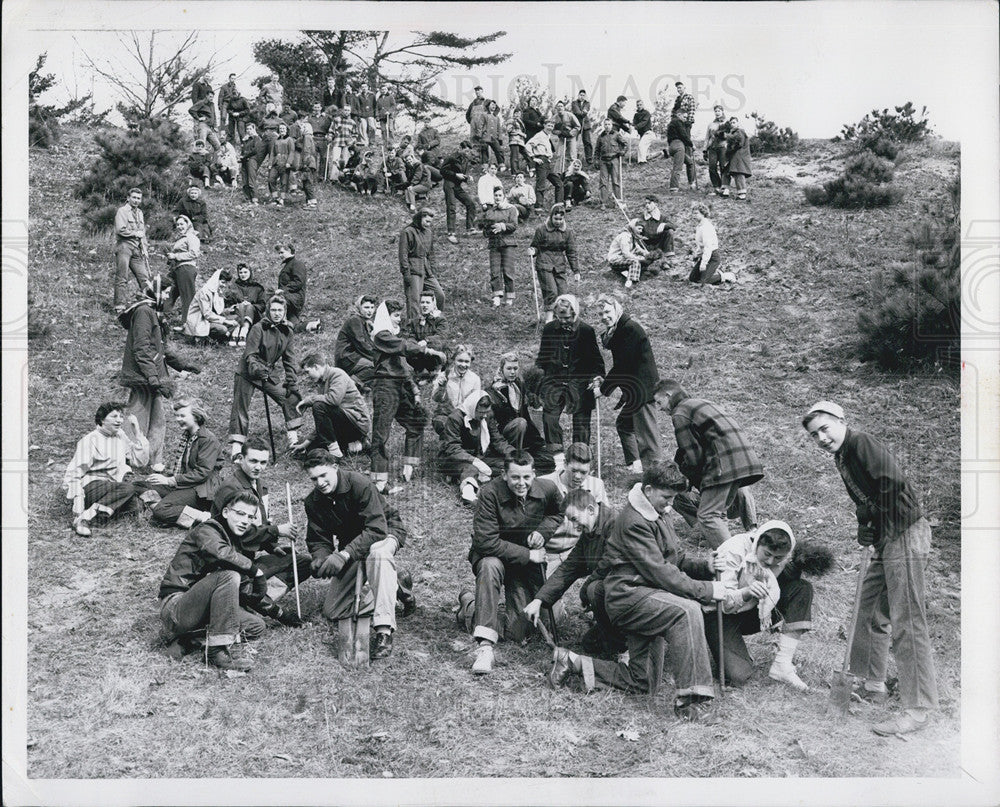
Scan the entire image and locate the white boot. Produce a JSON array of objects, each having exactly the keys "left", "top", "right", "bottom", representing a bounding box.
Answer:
[
  {"left": 627, "top": 460, "right": 643, "bottom": 474},
  {"left": 768, "top": 634, "right": 808, "bottom": 691}
]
